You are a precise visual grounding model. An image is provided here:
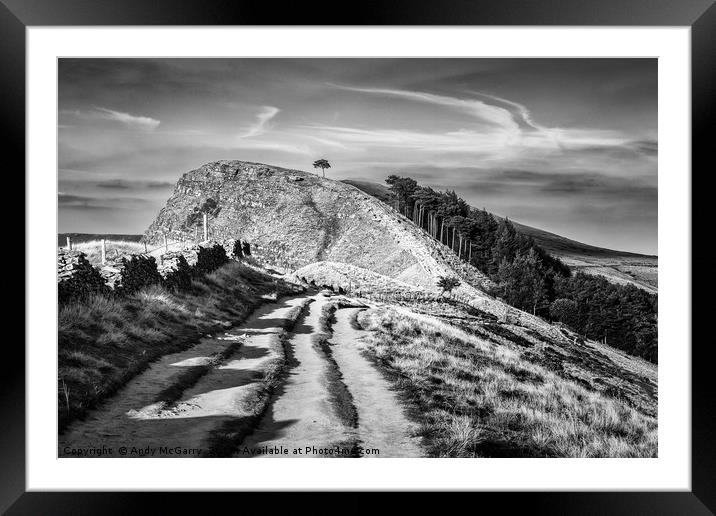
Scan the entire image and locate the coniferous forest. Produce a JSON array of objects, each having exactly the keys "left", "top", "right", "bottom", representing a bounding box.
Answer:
[{"left": 385, "top": 175, "right": 658, "bottom": 363}]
